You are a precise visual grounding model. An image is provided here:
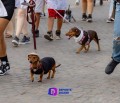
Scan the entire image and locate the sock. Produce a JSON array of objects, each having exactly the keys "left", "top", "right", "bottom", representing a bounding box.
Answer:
[{"left": 0, "top": 56, "right": 8, "bottom": 63}]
